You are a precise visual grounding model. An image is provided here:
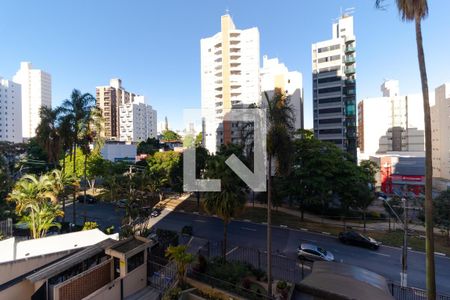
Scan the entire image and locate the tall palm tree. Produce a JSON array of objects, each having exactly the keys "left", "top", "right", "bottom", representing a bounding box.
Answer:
[
  {"left": 264, "top": 88, "right": 295, "bottom": 296},
  {"left": 58, "top": 115, "right": 73, "bottom": 173},
  {"left": 61, "top": 90, "right": 96, "bottom": 225},
  {"left": 203, "top": 150, "right": 246, "bottom": 259},
  {"left": 376, "top": 0, "right": 435, "bottom": 297},
  {"left": 36, "top": 106, "right": 61, "bottom": 168},
  {"left": 50, "top": 169, "right": 78, "bottom": 222}
]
